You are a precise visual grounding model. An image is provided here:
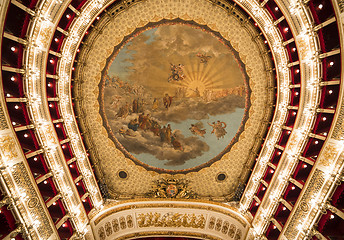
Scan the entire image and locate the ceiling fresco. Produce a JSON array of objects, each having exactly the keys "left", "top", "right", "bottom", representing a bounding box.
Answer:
[
  {"left": 74, "top": 0, "right": 274, "bottom": 198},
  {"left": 100, "top": 23, "right": 250, "bottom": 171}
]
